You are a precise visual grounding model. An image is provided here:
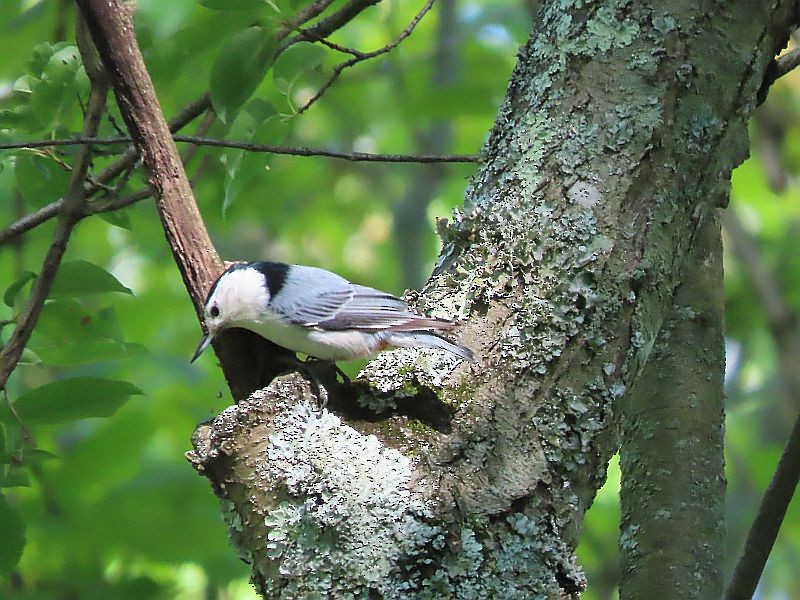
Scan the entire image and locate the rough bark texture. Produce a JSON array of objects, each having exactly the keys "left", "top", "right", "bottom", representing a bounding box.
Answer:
[
  {"left": 75, "top": 0, "right": 290, "bottom": 400},
  {"left": 619, "top": 215, "right": 726, "bottom": 599},
  {"left": 188, "top": 1, "right": 794, "bottom": 597}
]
